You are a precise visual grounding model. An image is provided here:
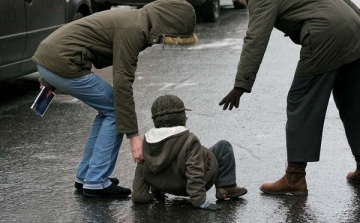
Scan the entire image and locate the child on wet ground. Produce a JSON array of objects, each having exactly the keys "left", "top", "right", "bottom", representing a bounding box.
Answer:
[{"left": 132, "top": 94, "right": 247, "bottom": 210}]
